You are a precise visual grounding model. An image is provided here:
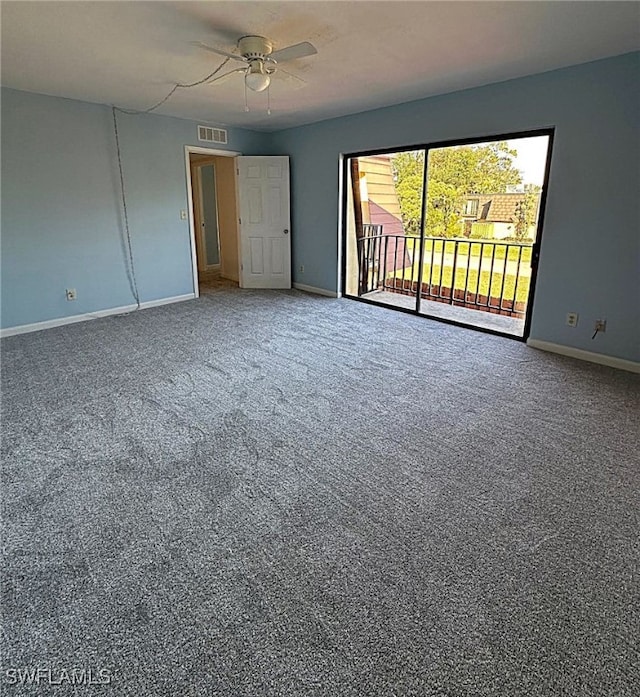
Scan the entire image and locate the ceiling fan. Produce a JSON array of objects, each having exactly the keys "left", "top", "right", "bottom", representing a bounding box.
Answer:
[{"left": 193, "top": 35, "right": 317, "bottom": 93}]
